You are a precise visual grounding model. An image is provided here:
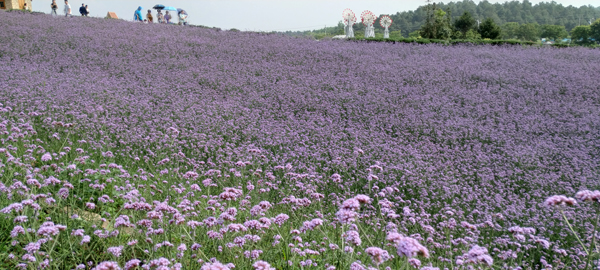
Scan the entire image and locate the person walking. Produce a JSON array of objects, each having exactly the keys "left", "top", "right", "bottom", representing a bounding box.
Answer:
[
  {"left": 51, "top": 0, "right": 58, "bottom": 16},
  {"left": 64, "top": 0, "right": 71, "bottom": 17},
  {"left": 133, "top": 6, "right": 144, "bottom": 22},
  {"left": 164, "top": 11, "right": 171, "bottom": 24},
  {"left": 79, "top": 4, "right": 87, "bottom": 16},
  {"left": 178, "top": 9, "right": 188, "bottom": 26},
  {"left": 147, "top": 10, "right": 153, "bottom": 23},
  {"left": 156, "top": 10, "right": 164, "bottom": 24}
]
